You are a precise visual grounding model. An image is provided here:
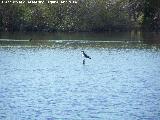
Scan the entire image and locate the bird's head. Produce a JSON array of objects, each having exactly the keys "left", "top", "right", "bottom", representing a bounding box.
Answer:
[{"left": 81, "top": 51, "right": 84, "bottom": 53}]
